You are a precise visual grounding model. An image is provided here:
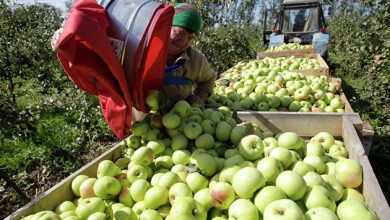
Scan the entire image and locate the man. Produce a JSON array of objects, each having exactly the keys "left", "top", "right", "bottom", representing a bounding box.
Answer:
[
  {"left": 293, "top": 9, "right": 306, "bottom": 32},
  {"left": 163, "top": 3, "right": 216, "bottom": 107},
  {"left": 51, "top": 3, "right": 216, "bottom": 108}
]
